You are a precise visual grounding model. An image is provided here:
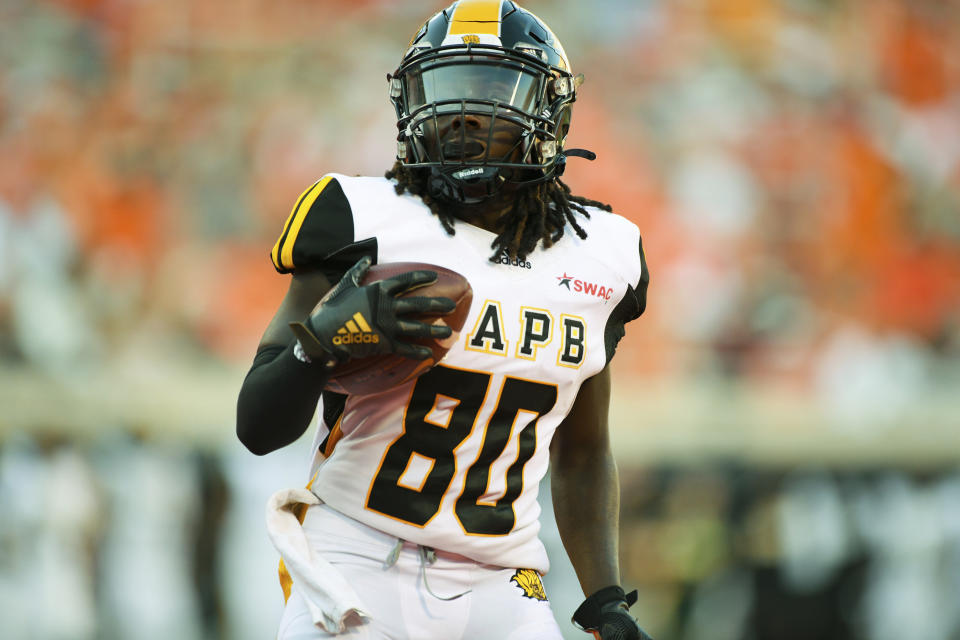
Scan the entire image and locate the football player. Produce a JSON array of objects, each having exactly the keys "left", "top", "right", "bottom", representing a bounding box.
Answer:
[{"left": 236, "top": 2, "right": 652, "bottom": 639}]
